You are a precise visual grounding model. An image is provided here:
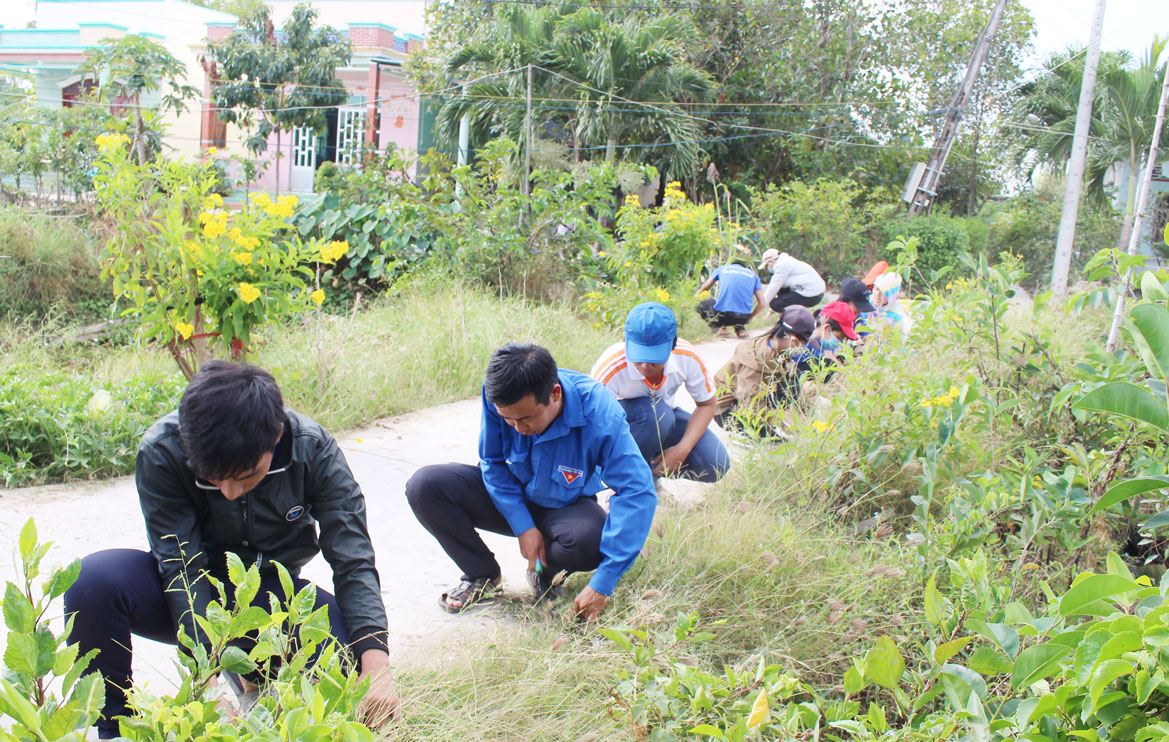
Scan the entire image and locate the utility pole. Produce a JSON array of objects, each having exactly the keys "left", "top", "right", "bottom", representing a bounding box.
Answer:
[
  {"left": 1050, "top": 0, "right": 1107, "bottom": 296},
  {"left": 906, "top": 0, "right": 1008, "bottom": 216},
  {"left": 523, "top": 64, "right": 532, "bottom": 201},
  {"left": 1105, "top": 63, "right": 1169, "bottom": 351}
]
